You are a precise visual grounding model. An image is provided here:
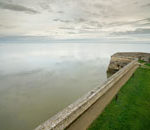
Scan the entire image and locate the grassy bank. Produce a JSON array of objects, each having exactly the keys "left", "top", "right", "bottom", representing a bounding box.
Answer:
[{"left": 89, "top": 65, "right": 150, "bottom": 130}]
